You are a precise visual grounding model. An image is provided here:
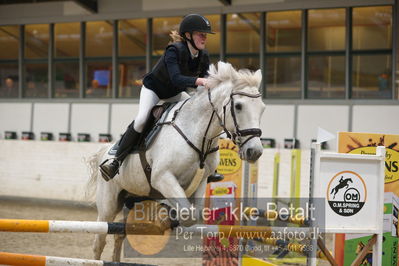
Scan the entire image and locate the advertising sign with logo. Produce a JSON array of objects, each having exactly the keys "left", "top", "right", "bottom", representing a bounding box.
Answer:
[
  {"left": 209, "top": 139, "right": 243, "bottom": 197},
  {"left": 327, "top": 170, "right": 367, "bottom": 217},
  {"left": 217, "top": 147, "right": 242, "bottom": 176},
  {"left": 313, "top": 144, "right": 385, "bottom": 233},
  {"left": 313, "top": 143, "right": 385, "bottom": 265},
  {"left": 338, "top": 132, "right": 399, "bottom": 192},
  {"left": 337, "top": 132, "right": 399, "bottom": 265}
]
